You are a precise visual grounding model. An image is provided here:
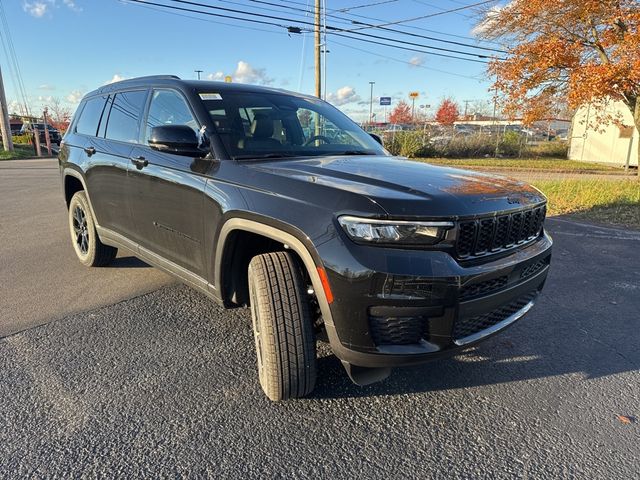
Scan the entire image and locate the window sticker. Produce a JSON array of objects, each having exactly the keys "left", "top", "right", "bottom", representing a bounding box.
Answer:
[{"left": 199, "top": 93, "right": 222, "bottom": 100}]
